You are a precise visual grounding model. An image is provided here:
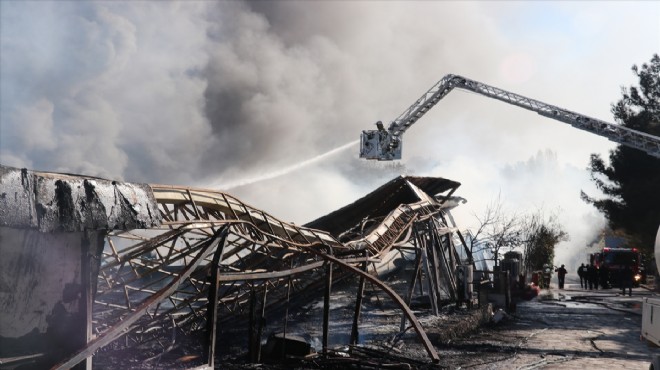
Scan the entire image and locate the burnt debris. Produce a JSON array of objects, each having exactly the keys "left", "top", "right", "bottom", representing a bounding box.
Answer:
[{"left": 1, "top": 166, "right": 481, "bottom": 369}]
